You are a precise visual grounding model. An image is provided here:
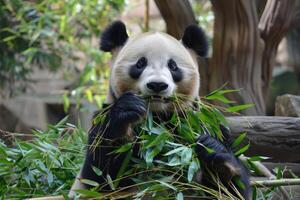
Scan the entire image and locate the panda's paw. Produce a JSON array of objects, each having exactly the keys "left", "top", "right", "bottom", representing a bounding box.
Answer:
[
  {"left": 110, "top": 91, "right": 147, "bottom": 125},
  {"left": 196, "top": 134, "right": 243, "bottom": 181},
  {"left": 196, "top": 134, "right": 228, "bottom": 159}
]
